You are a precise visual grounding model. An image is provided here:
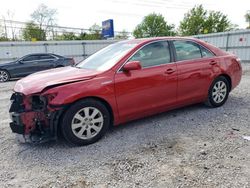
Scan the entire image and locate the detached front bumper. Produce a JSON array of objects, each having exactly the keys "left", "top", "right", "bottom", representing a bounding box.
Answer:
[{"left": 9, "top": 92, "right": 64, "bottom": 143}]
